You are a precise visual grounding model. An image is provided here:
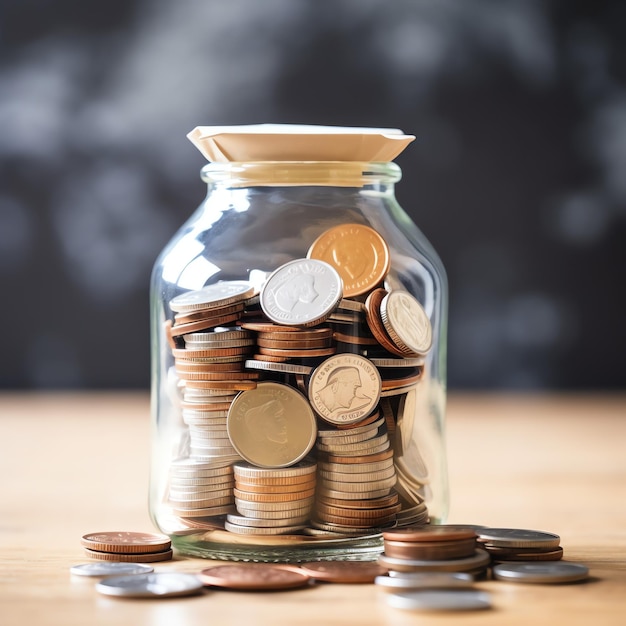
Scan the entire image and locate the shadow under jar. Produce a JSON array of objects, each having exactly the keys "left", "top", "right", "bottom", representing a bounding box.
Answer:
[{"left": 149, "top": 125, "right": 449, "bottom": 562}]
